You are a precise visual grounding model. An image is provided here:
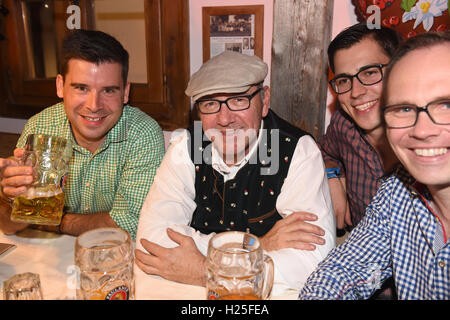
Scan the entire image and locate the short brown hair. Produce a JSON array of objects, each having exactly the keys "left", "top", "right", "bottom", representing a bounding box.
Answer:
[
  {"left": 60, "top": 29, "right": 129, "bottom": 85},
  {"left": 328, "top": 22, "right": 403, "bottom": 73}
]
